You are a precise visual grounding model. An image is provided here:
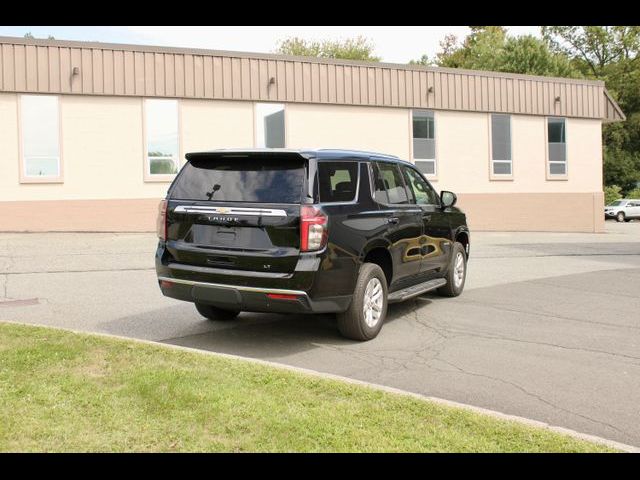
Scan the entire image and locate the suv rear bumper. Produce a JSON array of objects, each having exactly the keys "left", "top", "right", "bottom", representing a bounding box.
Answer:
[
  {"left": 155, "top": 244, "right": 356, "bottom": 314},
  {"left": 157, "top": 275, "right": 352, "bottom": 314}
]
